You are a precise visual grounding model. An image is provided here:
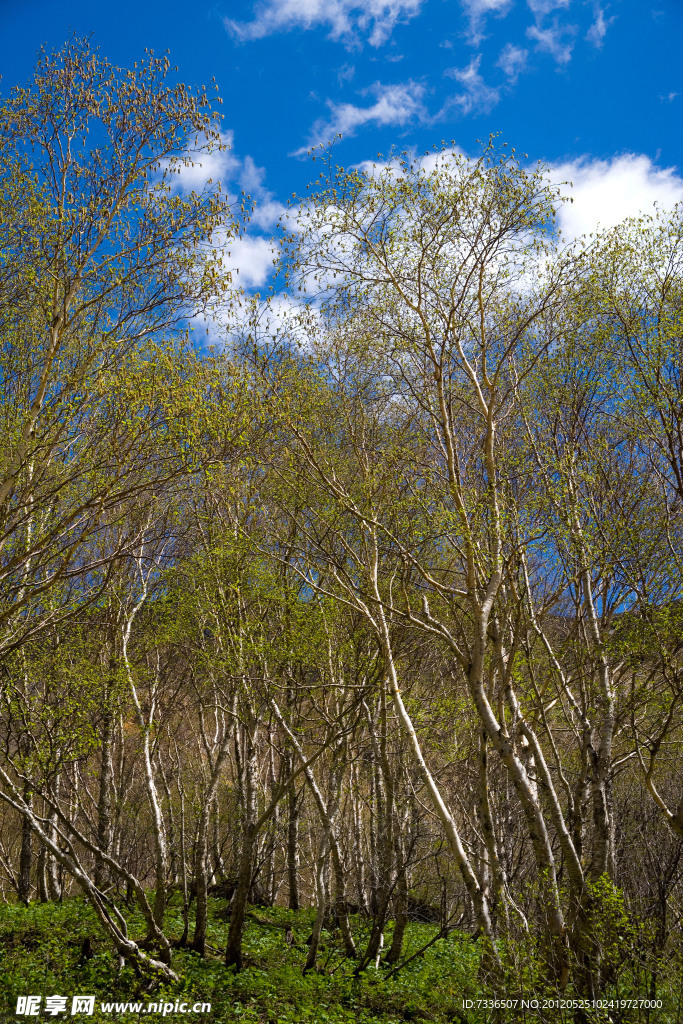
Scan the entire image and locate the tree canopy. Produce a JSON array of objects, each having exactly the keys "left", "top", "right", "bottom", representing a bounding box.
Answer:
[{"left": 0, "top": 43, "right": 682, "bottom": 1017}]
